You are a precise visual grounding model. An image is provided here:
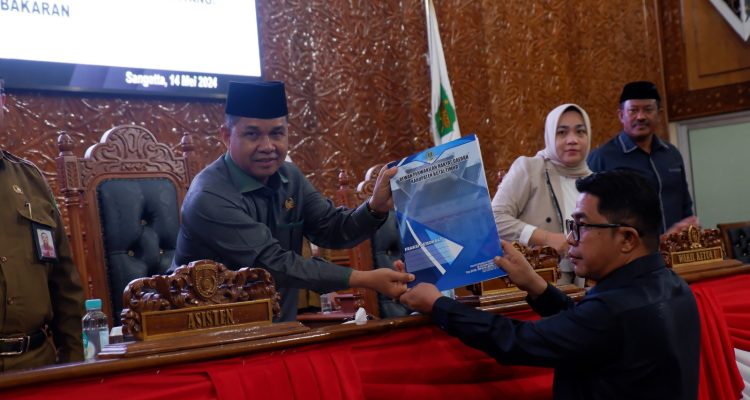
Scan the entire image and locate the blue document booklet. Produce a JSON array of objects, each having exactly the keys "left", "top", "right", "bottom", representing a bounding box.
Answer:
[{"left": 389, "top": 134, "right": 505, "bottom": 290}]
